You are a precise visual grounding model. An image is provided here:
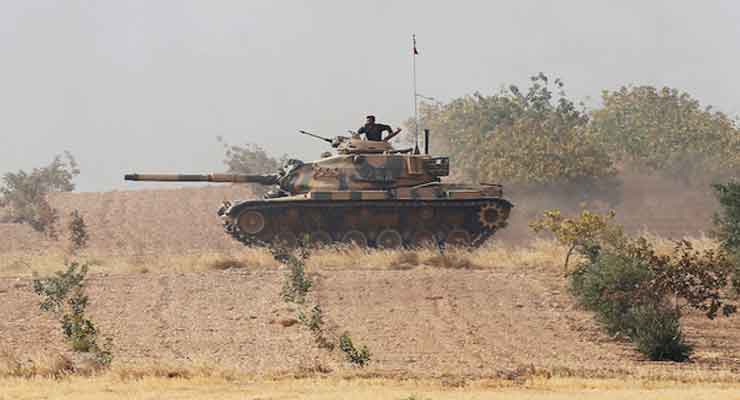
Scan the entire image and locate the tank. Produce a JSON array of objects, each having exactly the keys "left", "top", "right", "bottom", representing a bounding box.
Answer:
[{"left": 124, "top": 131, "right": 513, "bottom": 248}]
